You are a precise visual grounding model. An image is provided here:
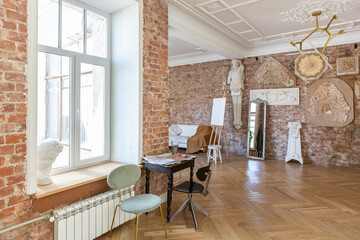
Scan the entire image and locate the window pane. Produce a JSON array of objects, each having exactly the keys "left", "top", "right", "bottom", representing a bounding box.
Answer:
[
  {"left": 62, "top": 2, "right": 84, "bottom": 53},
  {"left": 86, "top": 11, "right": 107, "bottom": 58},
  {"left": 38, "top": 52, "right": 71, "bottom": 169},
  {"left": 38, "top": 0, "right": 58, "bottom": 47},
  {"left": 80, "top": 63, "right": 105, "bottom": 160}
]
